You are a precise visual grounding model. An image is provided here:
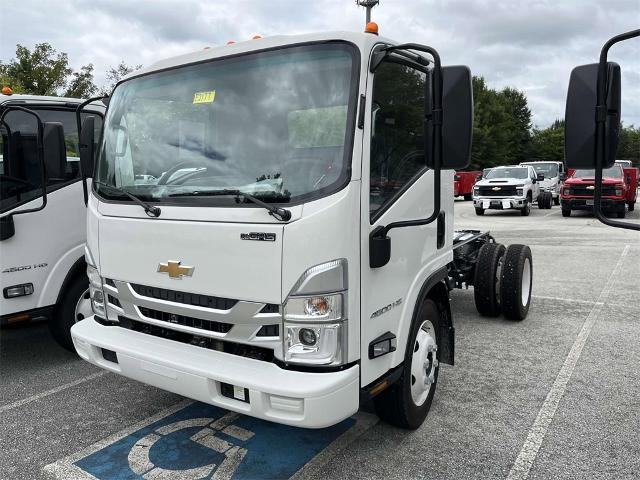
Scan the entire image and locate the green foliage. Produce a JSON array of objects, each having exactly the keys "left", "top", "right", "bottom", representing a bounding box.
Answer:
[
  {"left": 528, "top": 119, "right": 565, "bottom": 163},
  {"left": 101, "top": 61, "right": 142, "bottom": 95},
  {"left": 470, "top": 77, "right": 532, "bottom": 170},
  {"left": 617, "top": 124, "right": 640, "bottom": 164}
]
